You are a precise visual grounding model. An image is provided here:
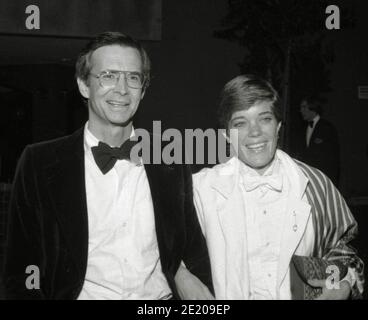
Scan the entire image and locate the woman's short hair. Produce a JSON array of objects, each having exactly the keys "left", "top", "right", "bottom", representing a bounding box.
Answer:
[{"left": 217, "top": 74, "right": 282, "bottom": 130}]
